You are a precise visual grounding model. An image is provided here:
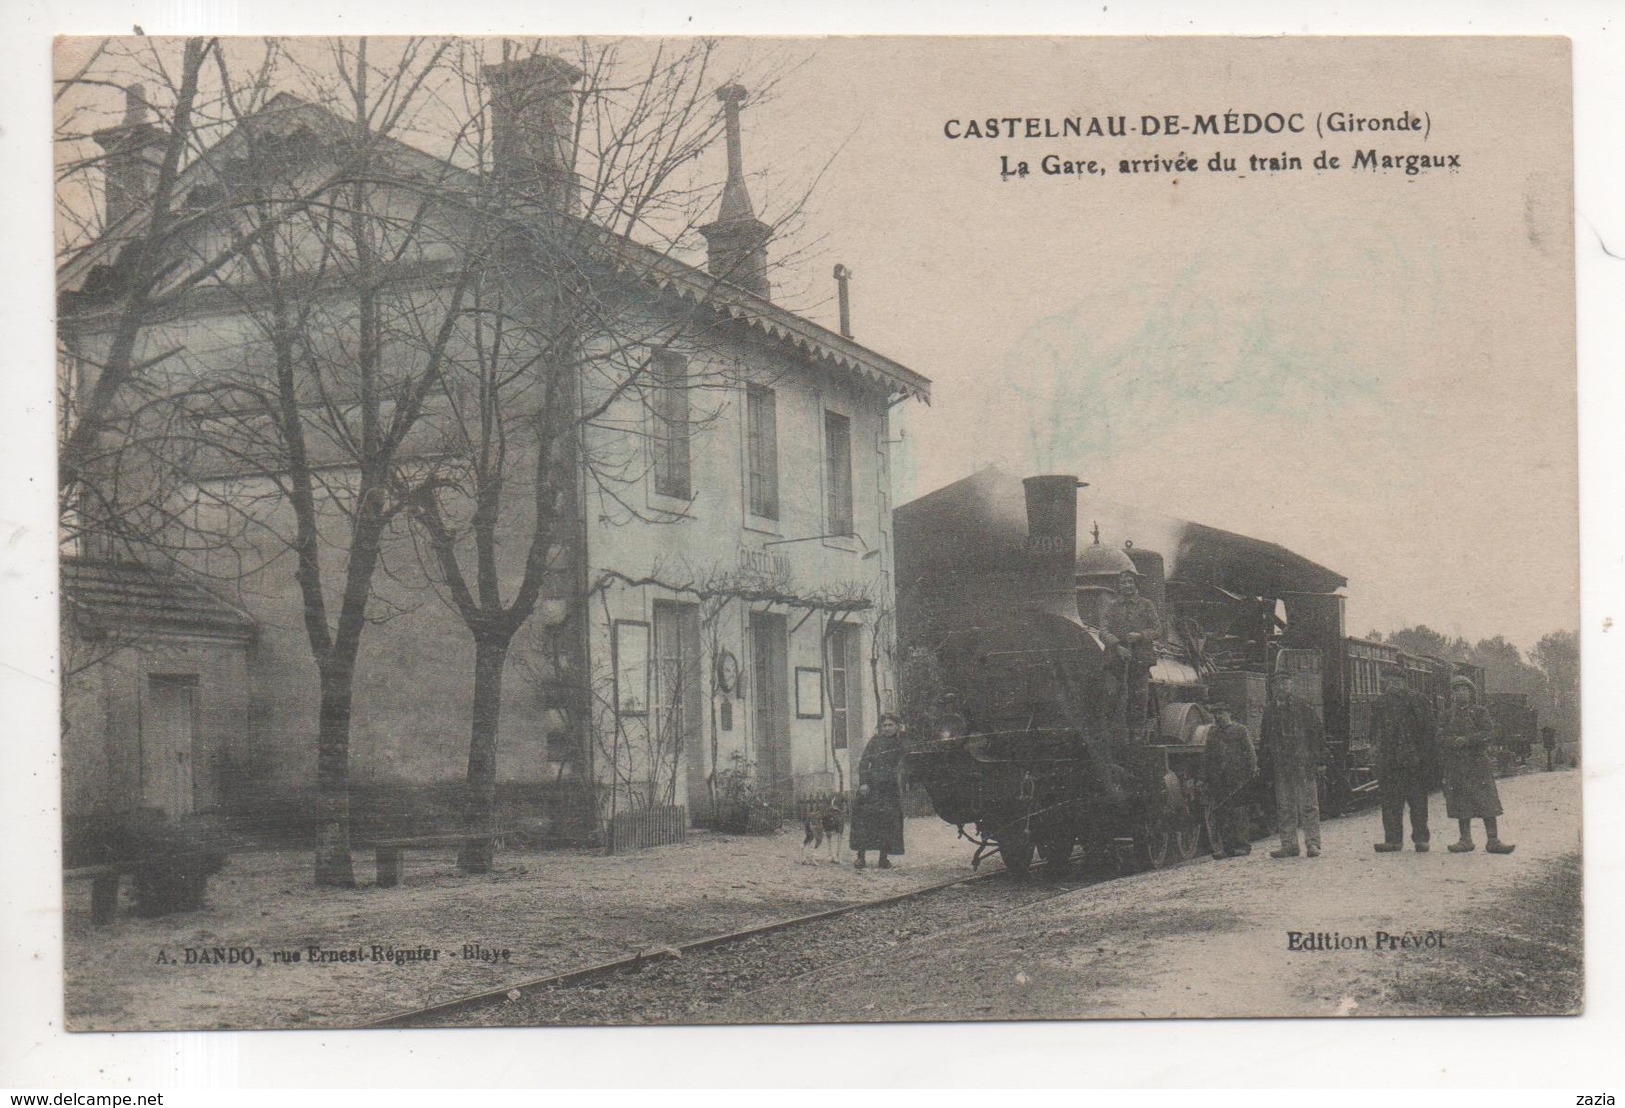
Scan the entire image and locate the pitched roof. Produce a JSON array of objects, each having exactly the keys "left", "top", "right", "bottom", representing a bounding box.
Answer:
[
  {"left": 59, "top": 92, "right": 931, "bottom": 404},
  {"left": 597, "top": 228, "right": 931, "bottom": 401},
  {"left": 62, "top": 557, "right": 256, "bottom": 642}
]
